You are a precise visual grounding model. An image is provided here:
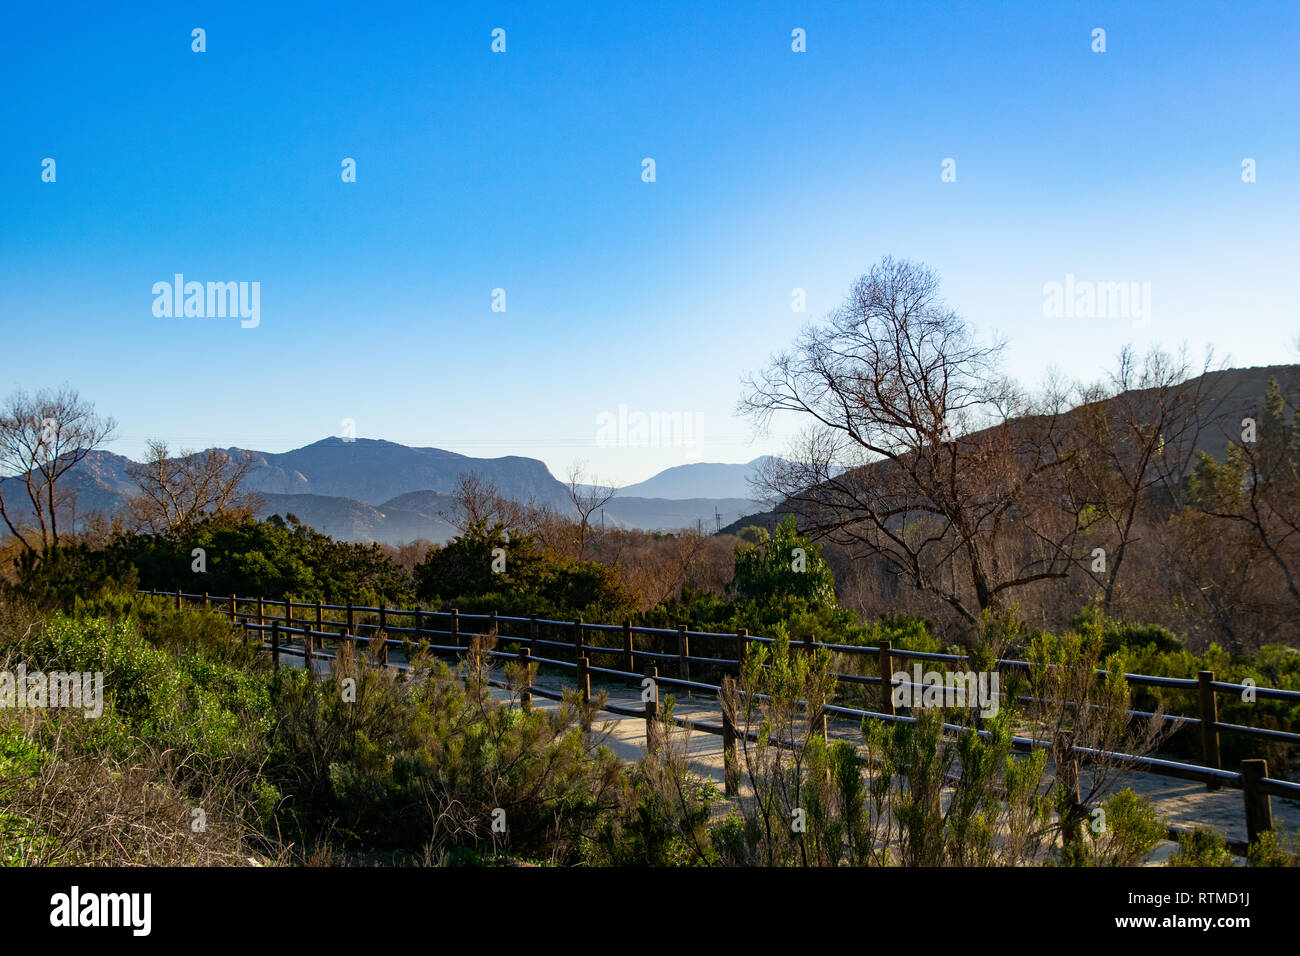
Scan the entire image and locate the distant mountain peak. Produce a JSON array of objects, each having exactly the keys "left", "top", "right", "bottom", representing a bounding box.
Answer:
[{"left": 618, "top": 458, "right": 782, "bottom": 500}]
